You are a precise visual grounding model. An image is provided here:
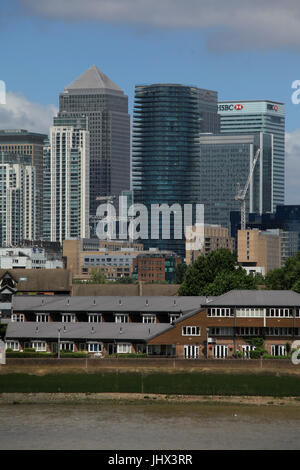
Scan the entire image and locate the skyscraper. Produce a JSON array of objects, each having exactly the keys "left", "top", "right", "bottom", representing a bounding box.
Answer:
[
  {"left": 197, "top": 132, "right": 273, "bottom": 229},
  {"left": 0, "top": 152, "right": 37, "bottom": 246},
  {"left": 58, "top": 66, "right": 130, "bottom": 219},
  {"left": 132, "top": 84, "right": 219, "bottom": 257},
  {"left": 43, "top": 116, "right": 90, "bottom": 243},
  {"left": 0, "top": 129, "right": 48, "bottom": 238},
  {"left": 218, "top": 100, "right": 285, "bottom": 209}
]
